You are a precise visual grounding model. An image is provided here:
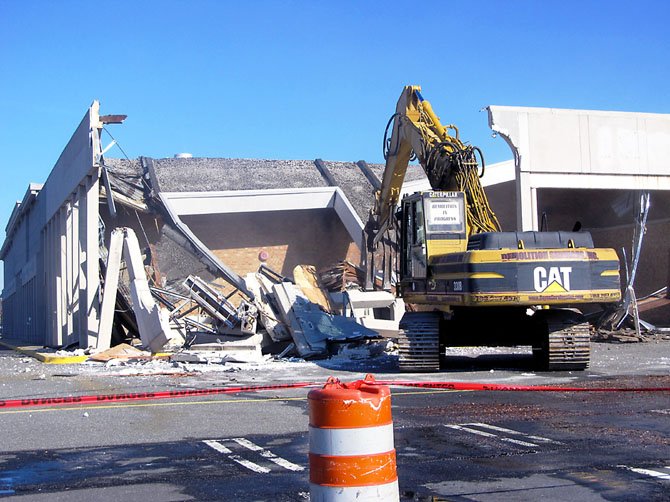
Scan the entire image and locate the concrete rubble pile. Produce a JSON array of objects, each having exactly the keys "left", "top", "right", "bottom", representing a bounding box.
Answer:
[{"left": 97, "top": 227, "right": 403, "bottom": 367}]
